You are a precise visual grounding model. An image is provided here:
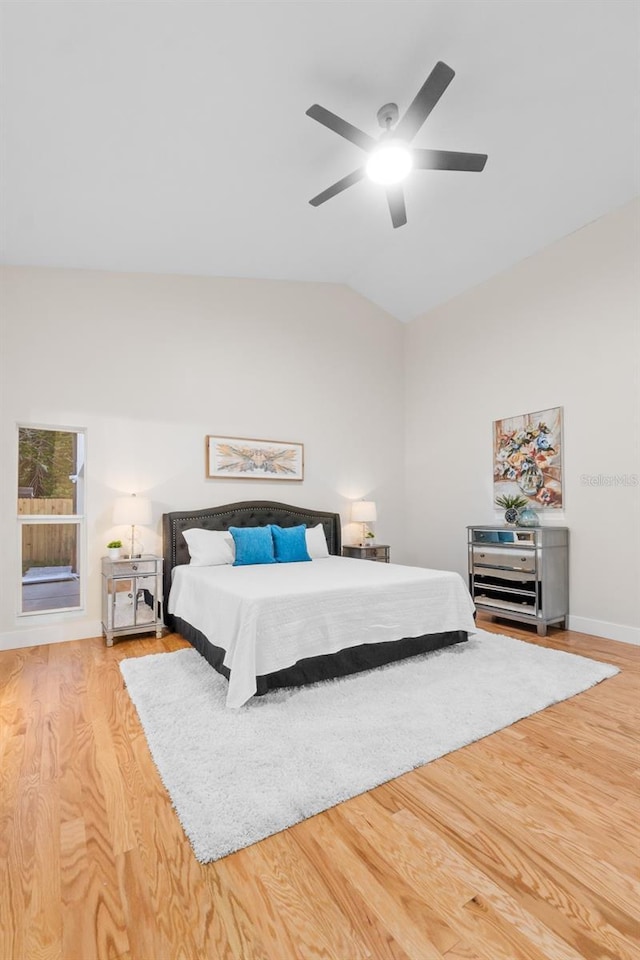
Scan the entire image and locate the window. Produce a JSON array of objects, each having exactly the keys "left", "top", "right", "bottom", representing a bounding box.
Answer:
[{"left": 17, "top": 426, "right": 85, "bottom": 615}]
